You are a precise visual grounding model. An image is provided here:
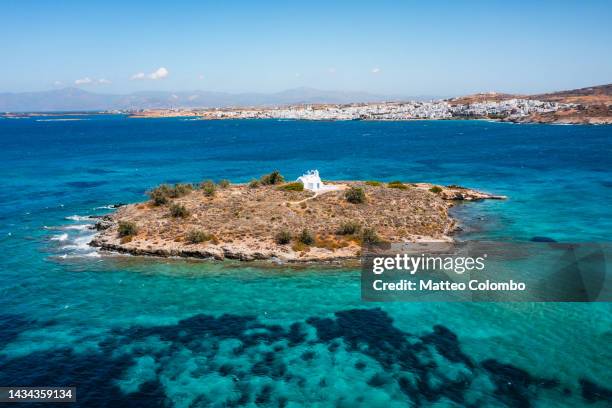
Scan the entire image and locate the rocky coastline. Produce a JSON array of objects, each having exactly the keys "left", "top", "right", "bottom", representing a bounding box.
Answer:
[
  {"left": 89, "top": 176, "right": 505, "bottom": 263},
  {"left": 504, "top": 104, "right": 612, "bottom": 125}
]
